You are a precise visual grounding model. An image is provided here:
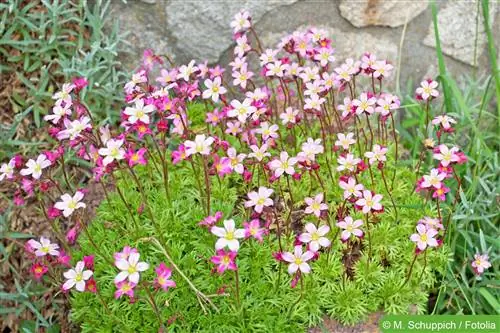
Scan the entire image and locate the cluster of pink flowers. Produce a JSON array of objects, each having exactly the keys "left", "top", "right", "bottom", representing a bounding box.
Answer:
[{"left": 0, "top": 8, "right": 476, "bottom": 322}]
